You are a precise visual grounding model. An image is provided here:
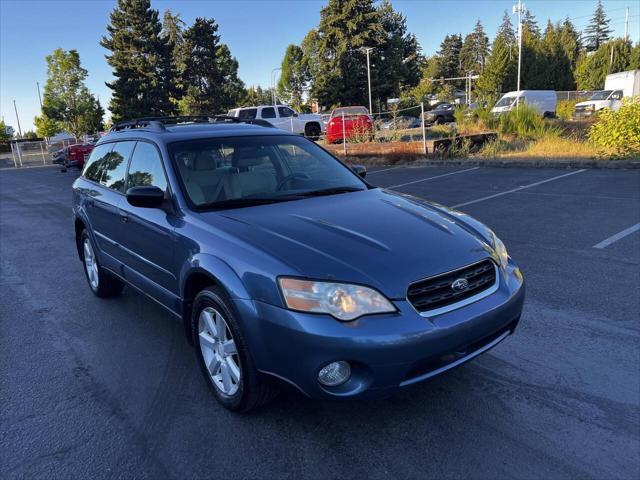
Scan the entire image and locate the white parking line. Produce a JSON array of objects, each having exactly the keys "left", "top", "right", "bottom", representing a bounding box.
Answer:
[
  {"left": 452, "top": 169, "right": 587, "bottom": 208},
  {"left": 366, "top": 166, "right": 403, "bottom": 175},
  {"left": 593, "top": 223, "right": 640, "bottom": 249},
  {"left": 388, "top": 167, "right": 480, "bottom": 188}
]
